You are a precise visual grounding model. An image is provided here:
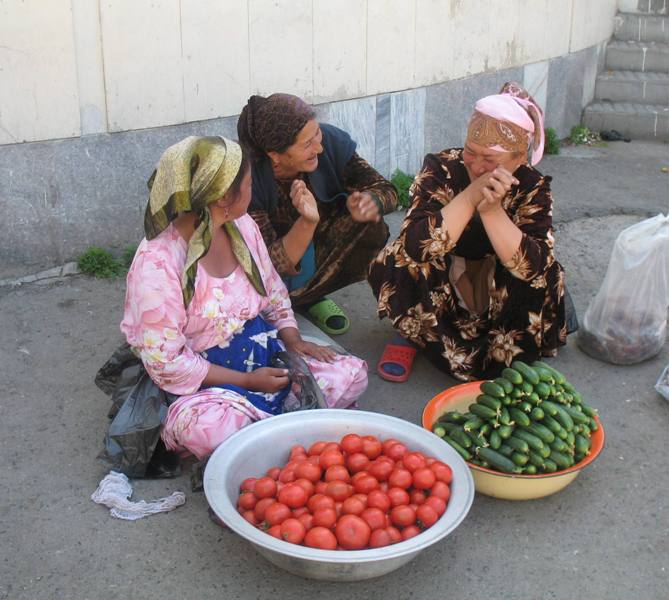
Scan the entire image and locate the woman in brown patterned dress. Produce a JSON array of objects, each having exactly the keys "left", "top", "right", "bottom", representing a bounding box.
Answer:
[
  {"left": 369, "top": 83, "right": 566, "bottom": 382},
  {"left": 237, "top": 93, "right": 397, "bottom": 335}
]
